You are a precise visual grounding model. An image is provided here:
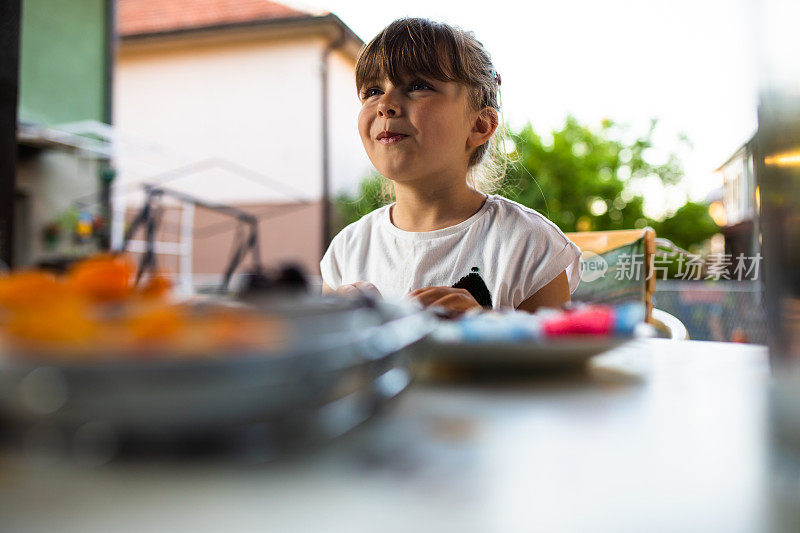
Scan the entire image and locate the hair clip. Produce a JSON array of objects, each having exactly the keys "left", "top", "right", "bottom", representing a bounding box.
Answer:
[{"left": 490, "top": 67, "right": 501, "bottom": 86}]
